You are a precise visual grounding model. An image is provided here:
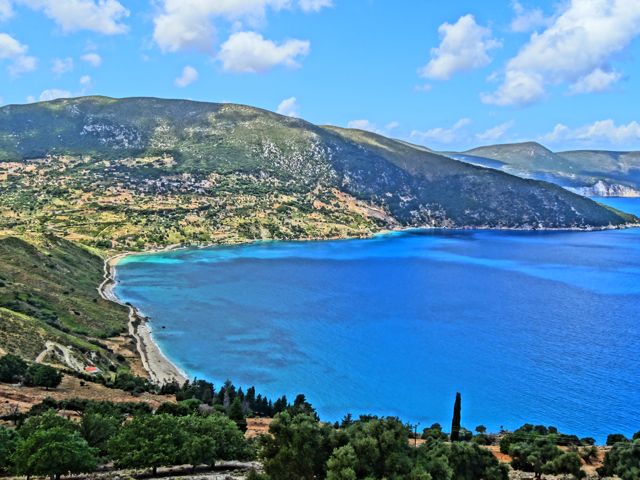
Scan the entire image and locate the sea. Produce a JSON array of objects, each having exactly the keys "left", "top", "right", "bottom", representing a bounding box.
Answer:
[{"left": 113, "top": 197, "right": 640, "bottom": 442}]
